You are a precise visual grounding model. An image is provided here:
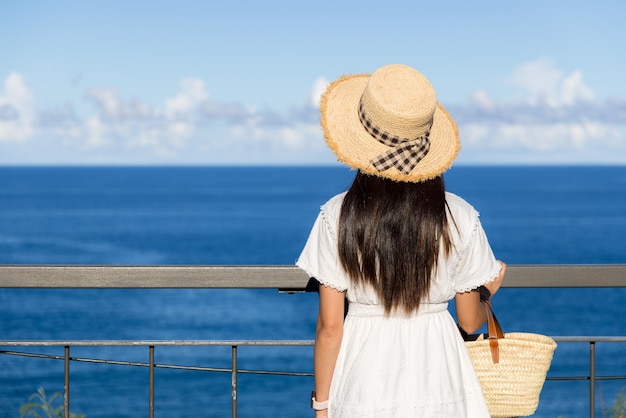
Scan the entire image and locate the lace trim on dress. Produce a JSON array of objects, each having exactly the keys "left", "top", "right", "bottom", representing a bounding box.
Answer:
[
  {"left": 454, "top": 271, "right": 499, "bottom": 294},
  {"left": 316, "top": 277, "right": 347, "bottom": 292},
  {"left": 294, "top": 261, "right": 348, "bottom": 292},
  {"left": 448, "top": 208, "right": 502, "bottom": 293},
  {"left": 448, "top": 209, "right": 480, "bottom": 280},
  {"left": 319, "top": 204, "right": 338, "bottom": 243},
  {"left": 303, "top": 203, "right": 347, "bottom": 292}
]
